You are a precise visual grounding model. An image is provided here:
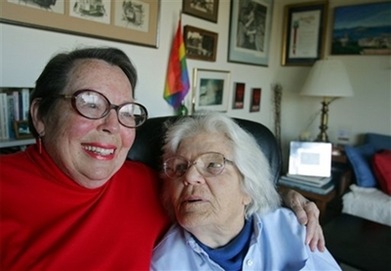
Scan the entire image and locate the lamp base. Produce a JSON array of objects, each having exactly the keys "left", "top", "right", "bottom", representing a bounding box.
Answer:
[{"left": 316, "top": 98, "right": 330, "bottom": 142}]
